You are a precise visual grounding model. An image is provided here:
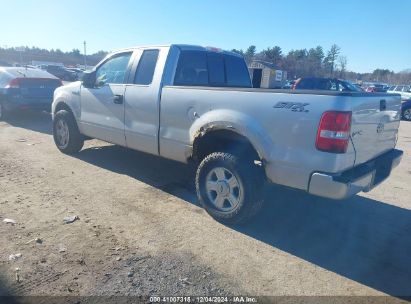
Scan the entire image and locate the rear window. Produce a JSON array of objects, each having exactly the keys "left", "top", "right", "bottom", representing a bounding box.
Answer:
[
  {"left": 134, "top": 49, "right": 159, "bottom": 85},
  {"left": 174, "top": 50, "right": 251, "bottom": 88},
  {"left": 225, "top": 55, "right": 252, "bottom": 87},
  {"left": 174, "top": 51, "right": 208, "bottom": 86},
  {"left": 207, "top": 53, "right": 225, "bottom": 85}
]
